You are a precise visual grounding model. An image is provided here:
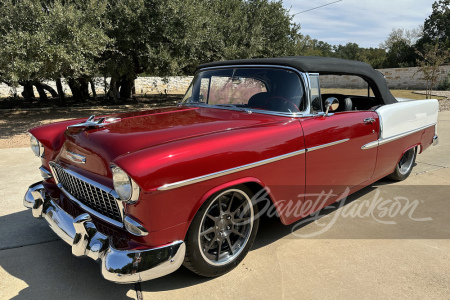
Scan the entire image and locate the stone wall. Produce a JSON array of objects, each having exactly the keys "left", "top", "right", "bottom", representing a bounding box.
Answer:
[
  {"left": 319, "top": 66, "right": 450, "bottom": 90},
  {"left": 0, "top": 76, "right": 194, "bottom": 98},
  {"left": 1, "top": 66, "right": 449, "bottom": 98}
]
